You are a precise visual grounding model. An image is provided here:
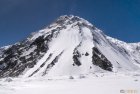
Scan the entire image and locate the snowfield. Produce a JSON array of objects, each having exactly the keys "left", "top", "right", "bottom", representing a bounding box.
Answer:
[{"left": 0, "top": 73, "right": 140, "bottom": 94}]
